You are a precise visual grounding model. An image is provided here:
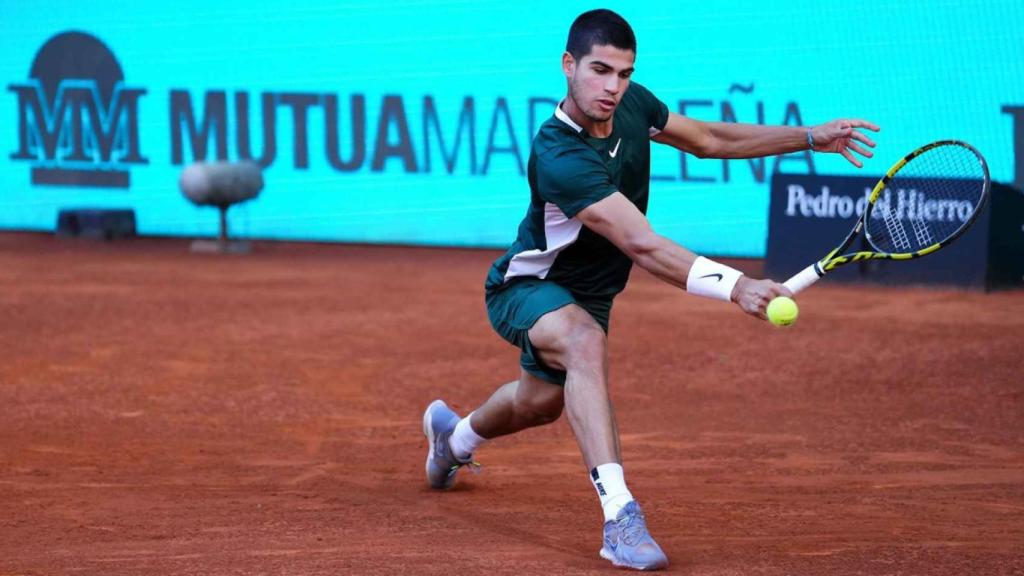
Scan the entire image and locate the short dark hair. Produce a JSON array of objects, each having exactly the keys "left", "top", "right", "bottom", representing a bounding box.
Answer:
[{"left": 565, "top": 9, "right": 636, "bottom": 60}]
